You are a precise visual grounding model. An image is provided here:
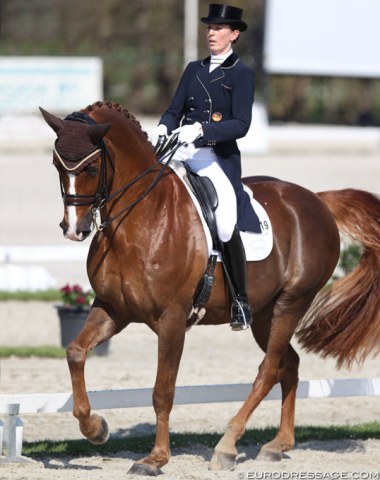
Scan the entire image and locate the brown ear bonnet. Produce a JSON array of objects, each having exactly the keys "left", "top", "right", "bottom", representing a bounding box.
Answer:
[{"left": 39, "top": 108, "right": 110, "bottom": 173}]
